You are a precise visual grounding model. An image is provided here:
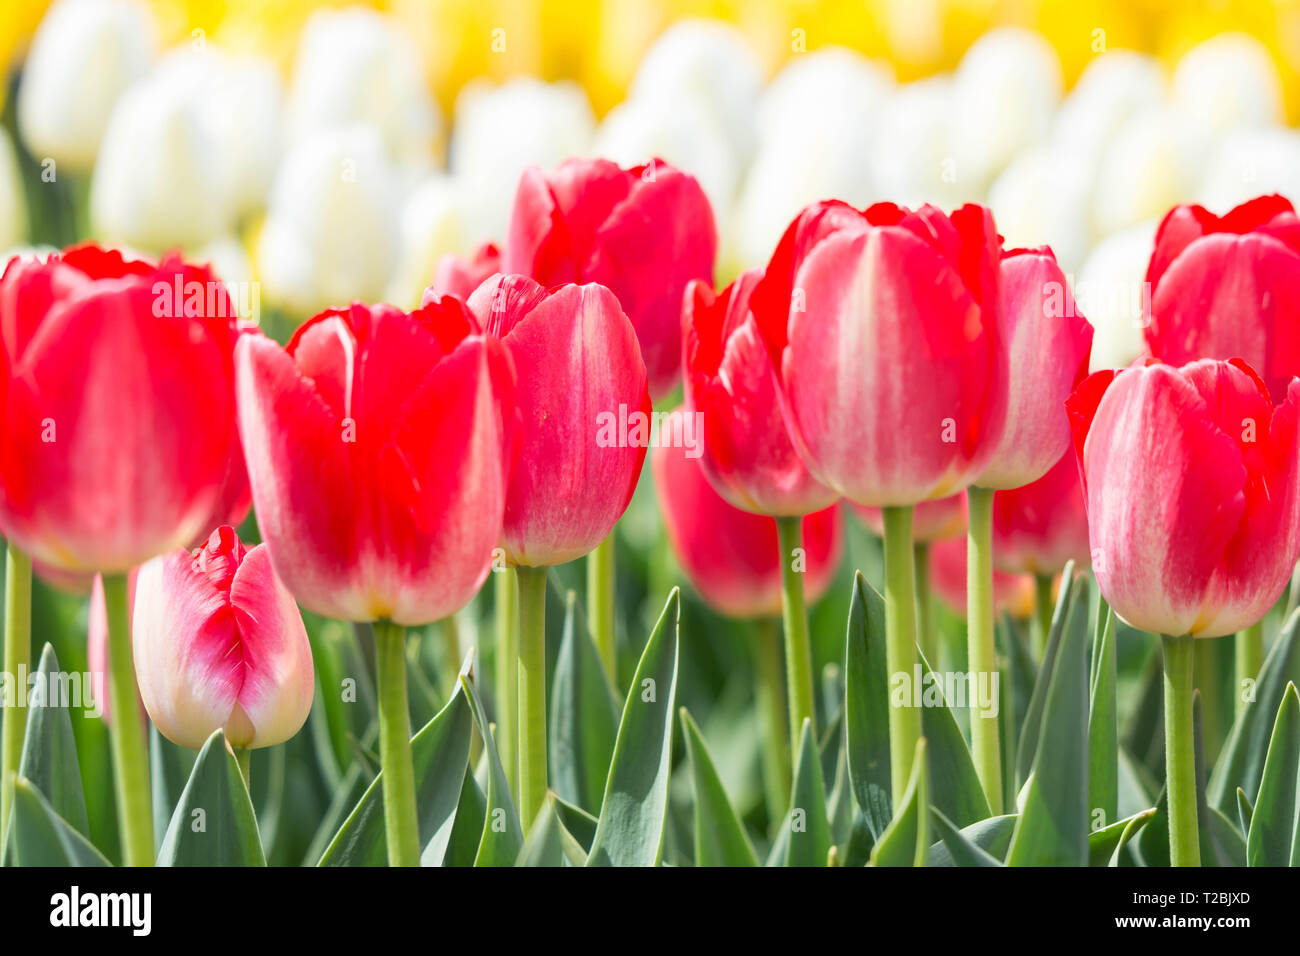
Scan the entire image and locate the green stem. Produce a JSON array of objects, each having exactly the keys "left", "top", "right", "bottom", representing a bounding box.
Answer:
[
  {"left": 103, "top": 573, "right": 153, "bottom": 866},
  {"left": 914, "top": 541, "right": 936, "bottom": 666},
  {"left": 776, "top": 516, "right": 816, "bottom": 755},
  {"left": 588, "top": 537, "right": 617, "bottom": 687},
  {"left": 965, "top": 486, "right": 1003, "bottom": 815},
  {"left": 0, "top": 544, "right": 32, "bottom": 850},
  {"left": 1034, "top": 573, "right": 1054, "bottom": 660},
  {"left": 234, "top": 748, "right": 251, "bottom": 790},
  {"left": 754, "top": 617, "right": 791, "bottom": 823},
  {"left": 374, "top": 619, "right": 419, "bottom": 866},
  {"left": 1235, "top": 621, "right": 1264, "bottom": 717},
  {"left": 881, "top": 506, "right": 922, "bottom": 810},
  {"left": 516, "top": 565, "right": 549, "bottom": 827},
  {"left": 494, "top": 569, "right": 519, "bottom": 800},
  {"left": 1162, "top": 633, "right": 1201, "bottom": 867}
]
